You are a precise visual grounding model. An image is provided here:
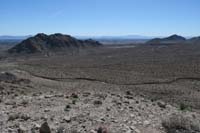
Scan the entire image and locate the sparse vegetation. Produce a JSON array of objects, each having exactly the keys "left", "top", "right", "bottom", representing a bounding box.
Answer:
[
  {"left": 1, "top": 42, "right": 200, "bottom": 132},
  {"left": 179, "top": 103, "right": 192, "bottom": 111},
  {"left": 162, "top": 113, "right": 200, "bottom": 133}
]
